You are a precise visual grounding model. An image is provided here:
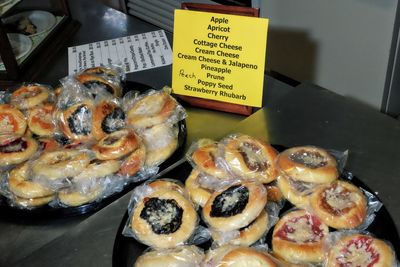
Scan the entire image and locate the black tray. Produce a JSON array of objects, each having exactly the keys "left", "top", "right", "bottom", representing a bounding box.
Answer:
[
  {"left": 0, "top": 81, "right": 187, "bottom": 221},
  {"left": 112, "top": 146, "right": 400, "bottom": 267}
]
